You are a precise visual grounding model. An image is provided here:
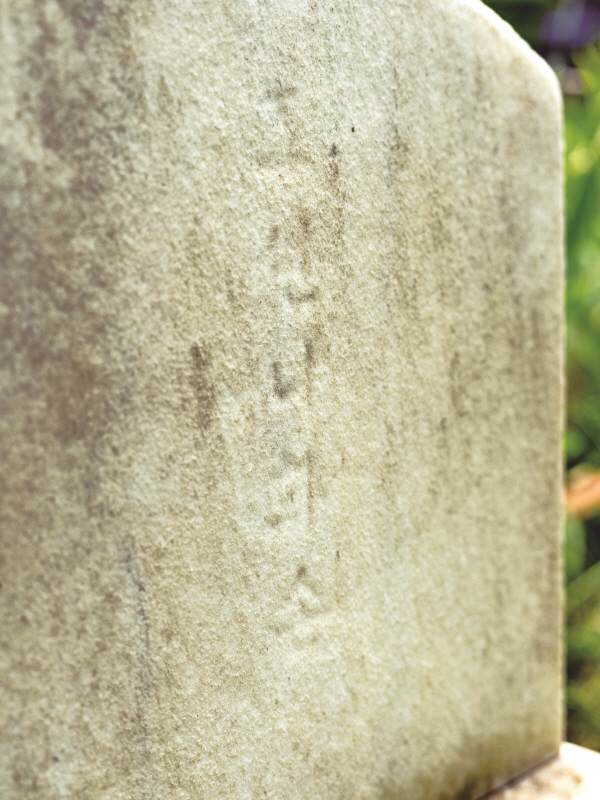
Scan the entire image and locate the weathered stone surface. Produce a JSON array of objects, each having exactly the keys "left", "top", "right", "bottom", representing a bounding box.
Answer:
[
  {"left": 490, "top": 744, "right": 600, "bottom": 799},
  {"left": 0, "top": 1, "right": 563, "bottom": 798}
]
